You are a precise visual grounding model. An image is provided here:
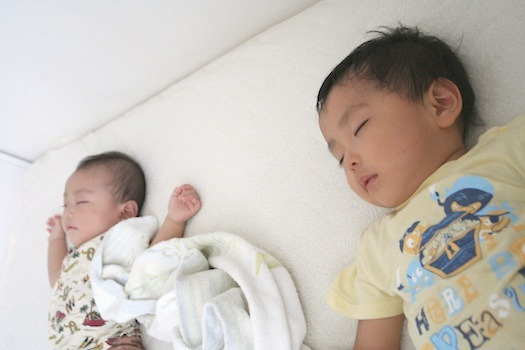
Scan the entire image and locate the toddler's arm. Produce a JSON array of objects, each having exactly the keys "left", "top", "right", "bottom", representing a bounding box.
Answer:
[
  {"left": 354, "top": 314, "right": 405, "bottom": 350},
  {"left": 150, "top": 184, "right": 202, "bottom": 246},
  {"left": 46, "top": 214, "right": 67, "bottom": 287}
]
